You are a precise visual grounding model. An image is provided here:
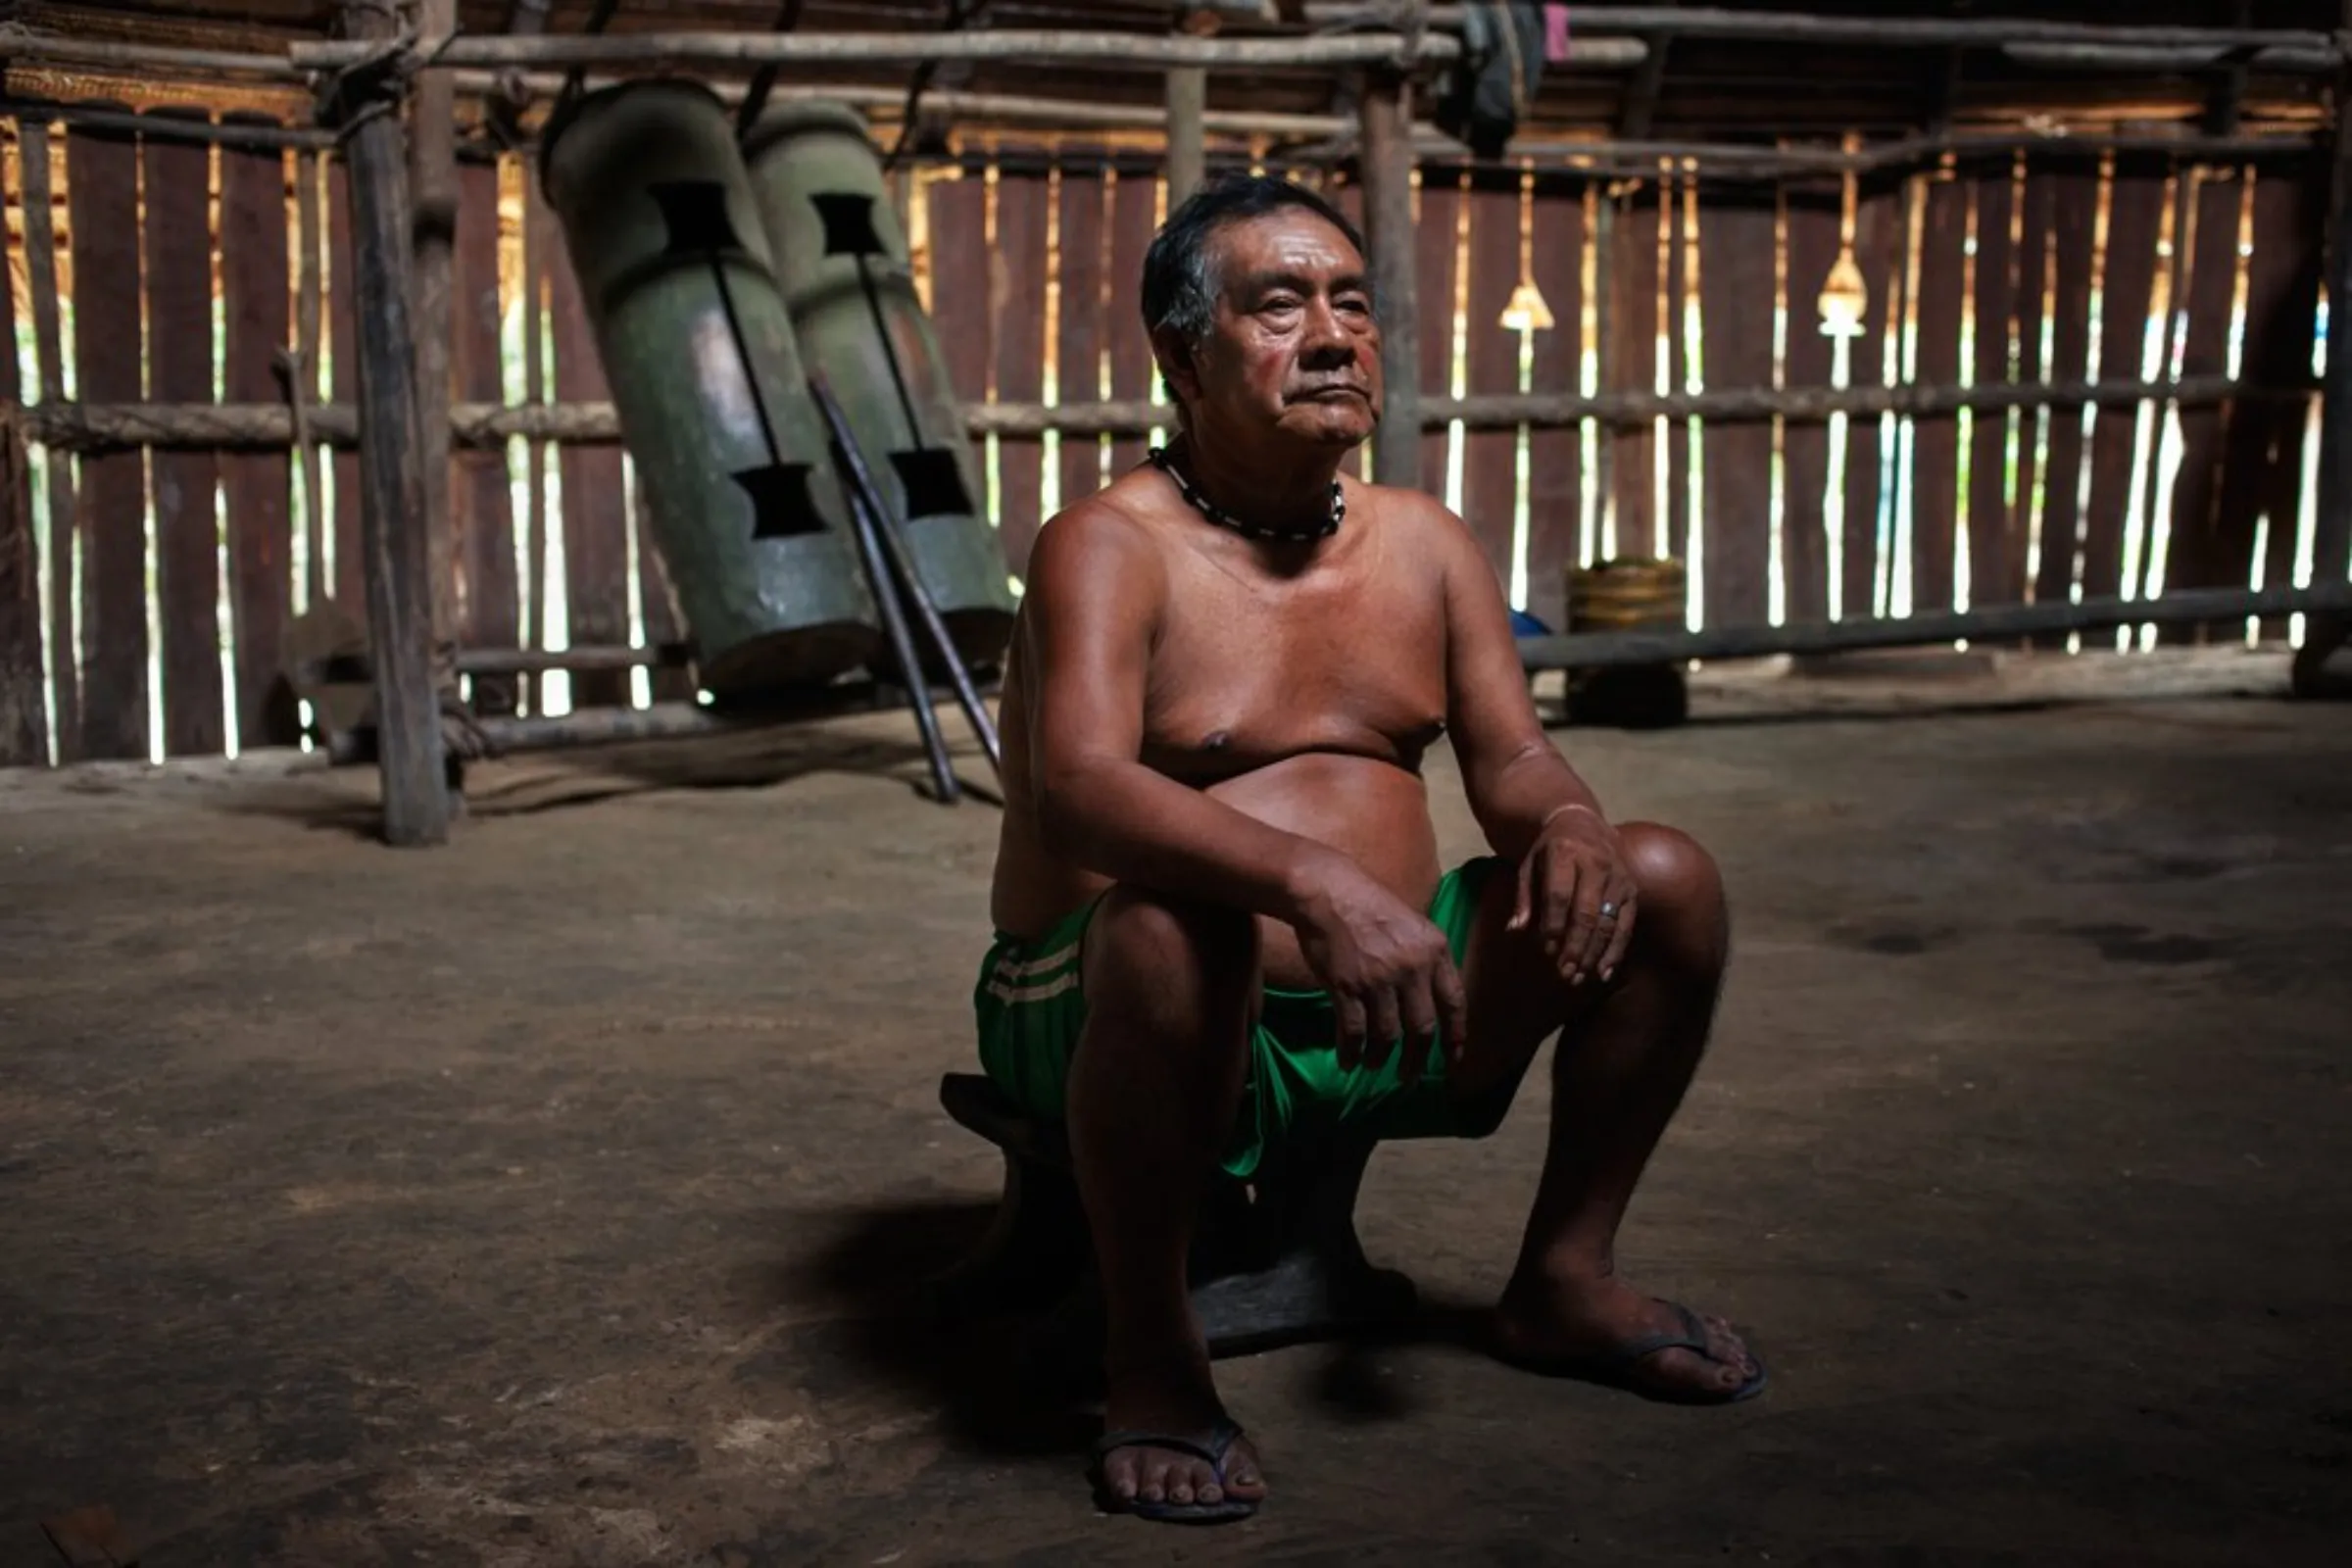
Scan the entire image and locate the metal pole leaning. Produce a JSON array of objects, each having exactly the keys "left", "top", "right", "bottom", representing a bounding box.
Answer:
[
  {"left": 810, "top": 374, "right": 1004, "bottom": 781},
  {"left": 820, "top": 389, "right": 962, "bottom": 805}
]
